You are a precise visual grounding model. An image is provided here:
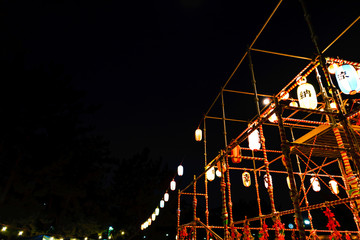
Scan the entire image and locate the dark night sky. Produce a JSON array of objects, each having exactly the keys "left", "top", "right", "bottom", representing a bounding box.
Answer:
[{"left": 2, "top": 0, "right": 360, "bottom": 176}]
